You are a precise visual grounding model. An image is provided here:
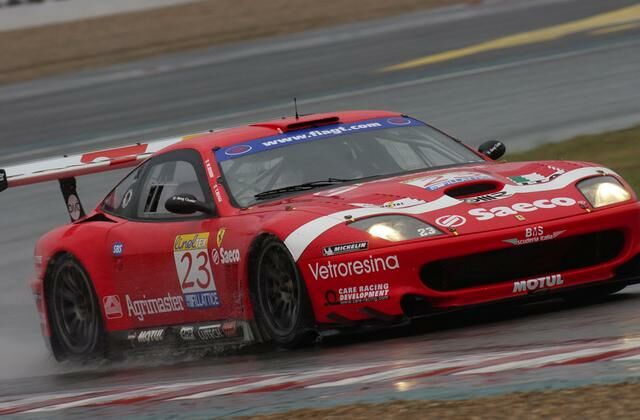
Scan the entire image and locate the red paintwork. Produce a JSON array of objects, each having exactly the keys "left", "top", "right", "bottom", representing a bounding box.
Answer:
[{"left": 30, "top": 110, "right": 640, "bottom": 349}]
